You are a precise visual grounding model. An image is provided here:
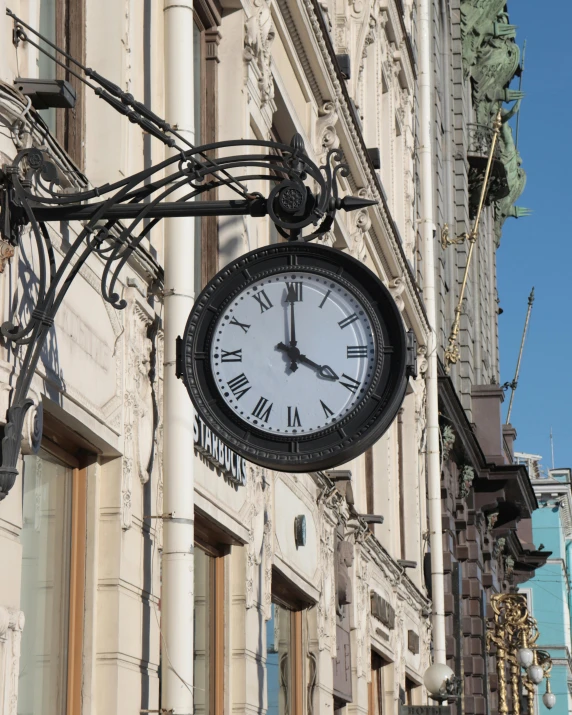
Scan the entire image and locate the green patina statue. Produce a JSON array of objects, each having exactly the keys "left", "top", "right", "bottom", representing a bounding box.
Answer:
[{"left": 460, "top": 0, "right": 527, "bottom": 245}]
